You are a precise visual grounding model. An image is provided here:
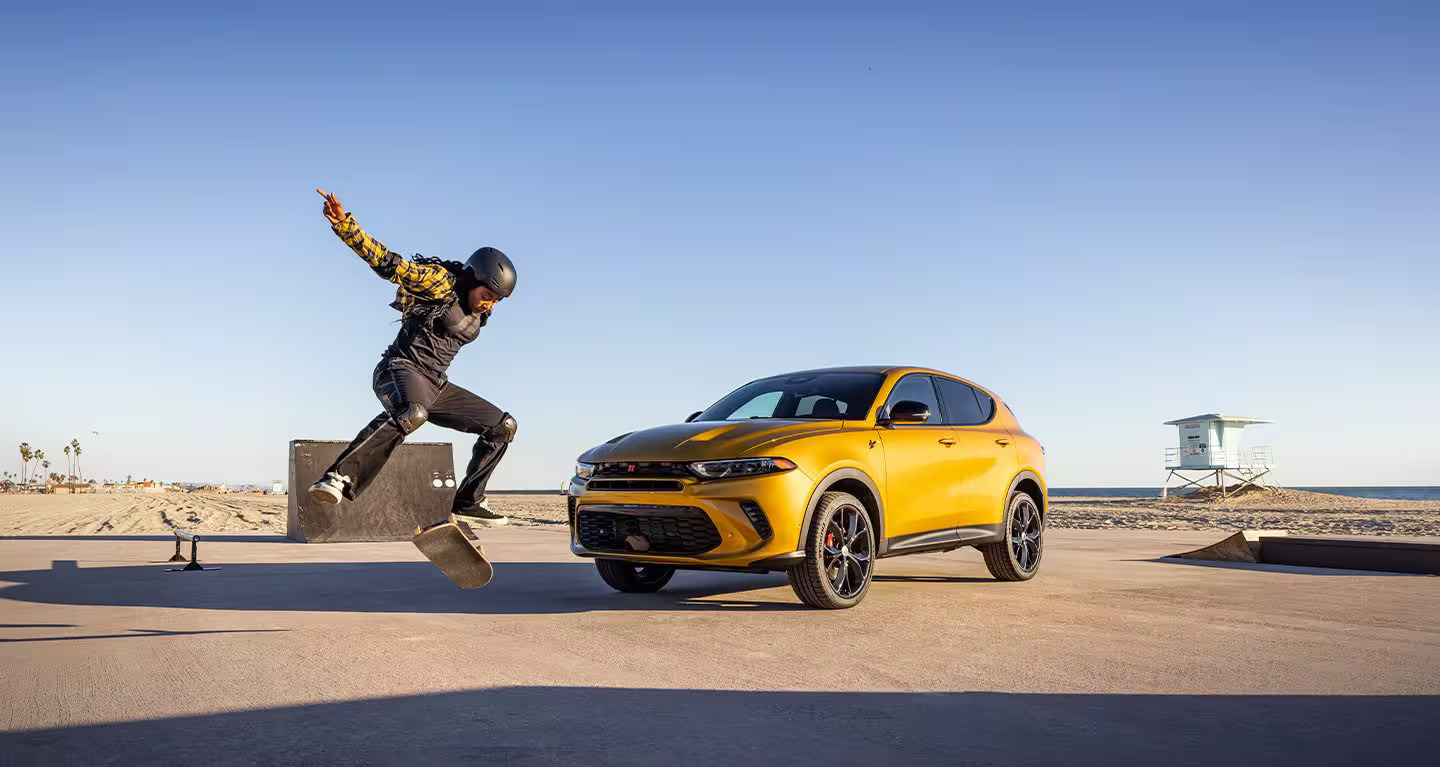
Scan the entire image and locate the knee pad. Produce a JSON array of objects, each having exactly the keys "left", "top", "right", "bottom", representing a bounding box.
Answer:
[
  {"left": 392, "top": 403, "right": 429, "bottom": 435},
  {"left": 490, "top": 412, "right": 517, "bottom": 443}
]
